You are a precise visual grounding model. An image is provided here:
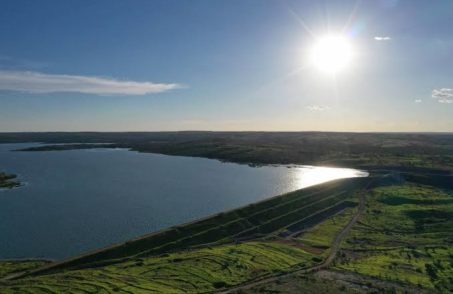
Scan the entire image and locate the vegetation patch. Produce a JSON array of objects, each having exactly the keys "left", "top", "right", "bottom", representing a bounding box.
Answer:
[
  {"left": 298, "top": 206, "right": 357, "bottom": 248},
  {"left": 0, "top": 242, "right": 316, "bottom": 293},
  {"left": 0, "top": 172, "right": 20, "bottom": 189},
  {"left": 5, "top": 132, "right": 453, "bottom": 169},
  {"left": 338, "top": 183, "right": 453, "bottom": 292},
  {"left": 0, "top": 260, "right": 50, "bottom": 279}
]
